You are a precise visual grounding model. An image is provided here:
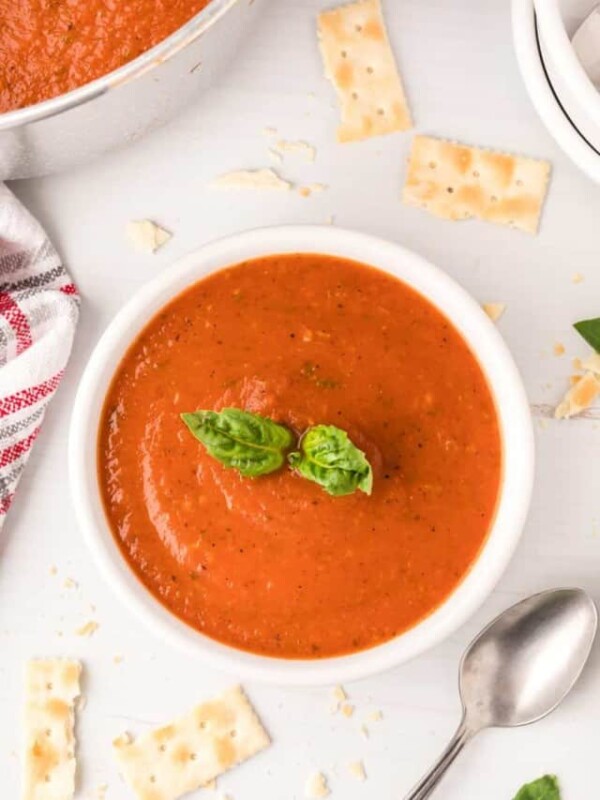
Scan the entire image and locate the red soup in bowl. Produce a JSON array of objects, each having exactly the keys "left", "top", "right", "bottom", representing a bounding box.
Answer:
[{"left": 97, "top": 253, "right": 502, "bottom": 660}]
